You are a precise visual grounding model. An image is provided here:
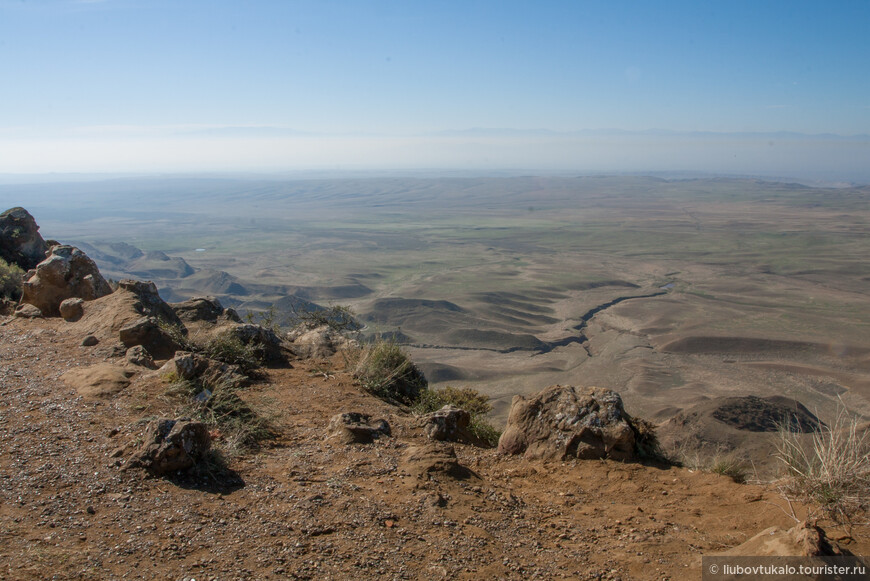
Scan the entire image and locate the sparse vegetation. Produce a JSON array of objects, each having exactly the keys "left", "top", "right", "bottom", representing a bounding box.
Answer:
[
  {"left": 352, "top": 336, "right": 427, "bottom": 404},
  {"left": 0, "top": 257, "right": 24, "bottom": 300},
  {"left": 200, "top": 332, "right": 262, "bottom": 374},
  {"left": 412, "top": 385, "right": 502, "bottom": 446},
  {"left": 157, "top": 320, "right": 263, "bottom": 374},
  {"left": 775, "top": 403, "right": 870, "bottom": 530},
  {"left": 163, "top": 374, "right": 273, "bottom": 456},
  {"left": 628, "top": 416, "right": 667, "bottom": 463},
  {"left": 290, "top": 303, "right": 359, "bottom": 333}
]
